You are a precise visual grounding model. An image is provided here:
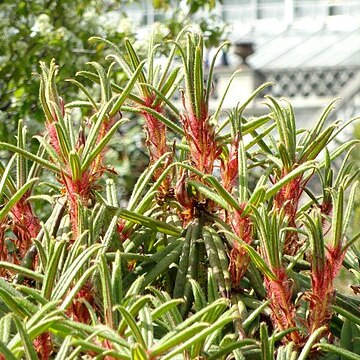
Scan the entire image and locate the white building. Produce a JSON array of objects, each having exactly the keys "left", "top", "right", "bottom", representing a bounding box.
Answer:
[{"left": 115, "top": 1, "right": 360, "bottom": 126}]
